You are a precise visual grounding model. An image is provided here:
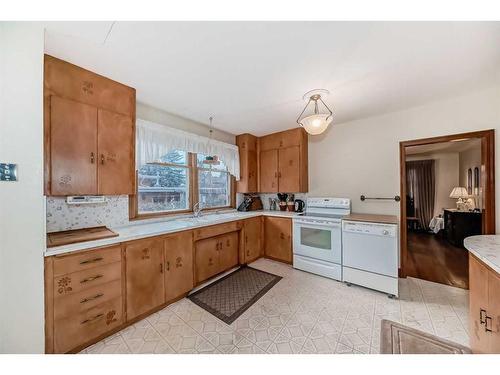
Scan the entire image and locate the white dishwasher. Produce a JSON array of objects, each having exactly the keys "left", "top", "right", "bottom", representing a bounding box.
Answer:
[{"left": 342, "top": 220, "right": 399, "bottom": 297}]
